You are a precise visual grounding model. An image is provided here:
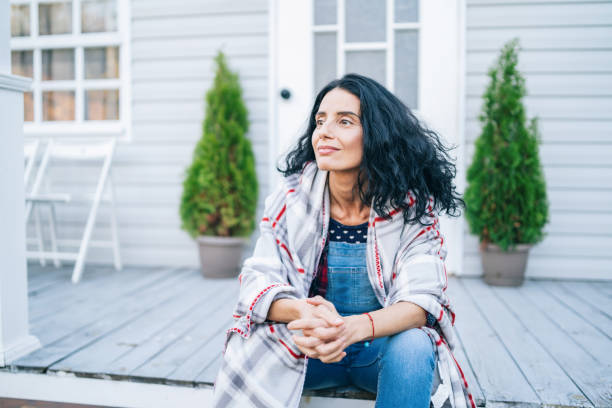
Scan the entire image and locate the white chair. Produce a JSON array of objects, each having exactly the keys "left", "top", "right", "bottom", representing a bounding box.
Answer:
[
  {"left": 25, "top": 138, "right": 122, "bottom": 283},
  {"left": 24, "top": 139, "right": 50, "bottom": 266}
]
